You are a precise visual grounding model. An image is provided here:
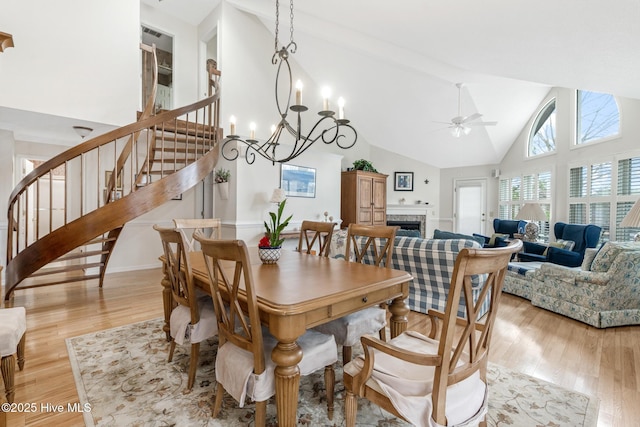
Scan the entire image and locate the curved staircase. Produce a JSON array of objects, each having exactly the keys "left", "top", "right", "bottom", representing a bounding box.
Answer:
[{"left": 4, "top": 46, "right": 222, "bottom": 300}]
